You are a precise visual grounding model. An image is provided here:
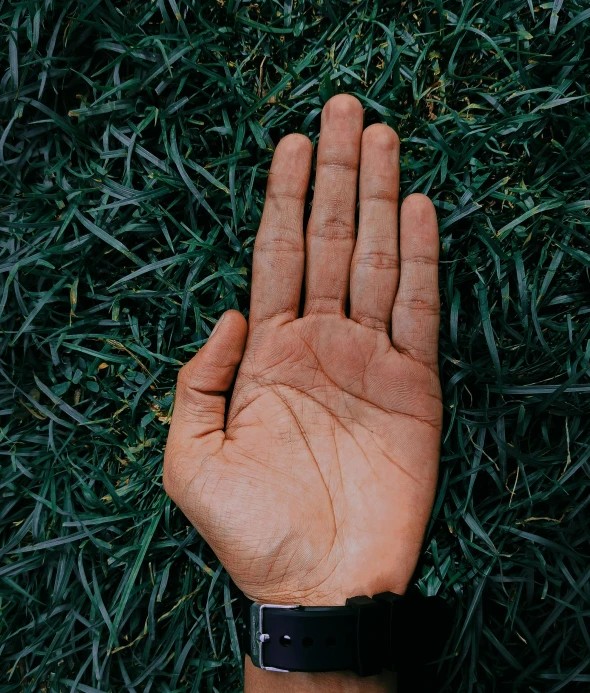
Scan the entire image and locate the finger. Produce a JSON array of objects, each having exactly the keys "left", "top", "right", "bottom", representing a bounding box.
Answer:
[
  {"left": 349, "top": 123, "right": 400, "bottom": 332},
  {"left": 303, "top": 94, "right": 364, "bottom": 315},
  {"left": 249, "top": 134, "right": 312, "bottom": 327},
  {"left": 164, "top": 310, "right": 247, "bottom": 501},
  {"left": 391, "top": 194, "right": 440, "bottom": 367},
  {"left": 170, "top": 310, "right": 248, "bottom": 440}
]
